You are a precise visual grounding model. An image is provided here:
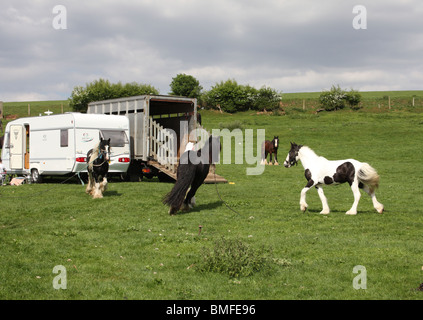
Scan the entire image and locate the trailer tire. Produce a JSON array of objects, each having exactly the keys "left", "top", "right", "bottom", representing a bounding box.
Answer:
[{"left": 31, "top": 169, "right": 42, "bottom": 184}]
